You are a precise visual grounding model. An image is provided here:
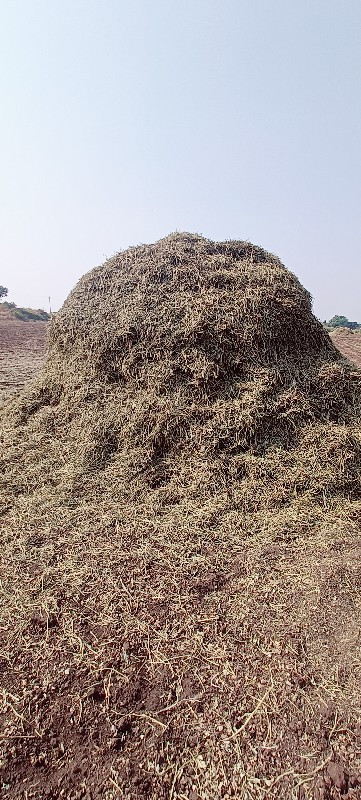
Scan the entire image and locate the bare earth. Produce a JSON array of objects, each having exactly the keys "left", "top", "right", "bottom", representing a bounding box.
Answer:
[
  {"left": 330, "top": 328, "right": 361, "bottom": 369},
  {"left": 0, "top": 314, "right": 48, "bottom": 403}
]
